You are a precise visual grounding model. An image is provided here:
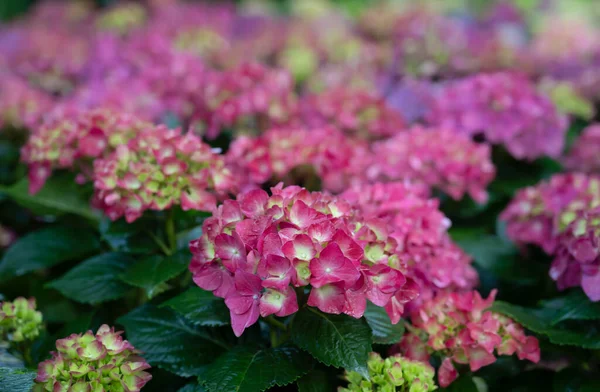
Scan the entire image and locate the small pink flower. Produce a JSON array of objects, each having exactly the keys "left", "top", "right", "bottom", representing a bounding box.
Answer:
[
  {"left": 225, "top": 270, "right": 263, "bottom": 337},
  {"left": 309, "top": 243, "right": 360, "bottom": 289}
]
